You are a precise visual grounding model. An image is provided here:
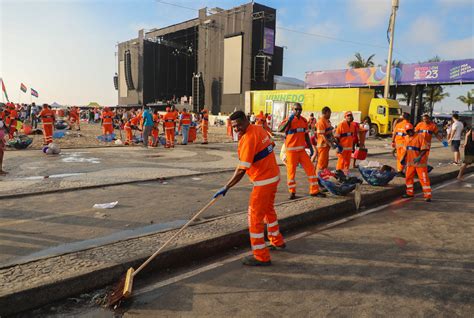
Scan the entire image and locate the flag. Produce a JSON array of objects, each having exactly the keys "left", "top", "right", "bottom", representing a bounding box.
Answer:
[
  {"left": 31, "top": 88, "right": 39, "bottom": 98},
  {"left": 20, "top": 83, "right": 27, "bottom": 93},
  {"left": 0, "top": 78, "right": 9, "bottom": 102}
]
